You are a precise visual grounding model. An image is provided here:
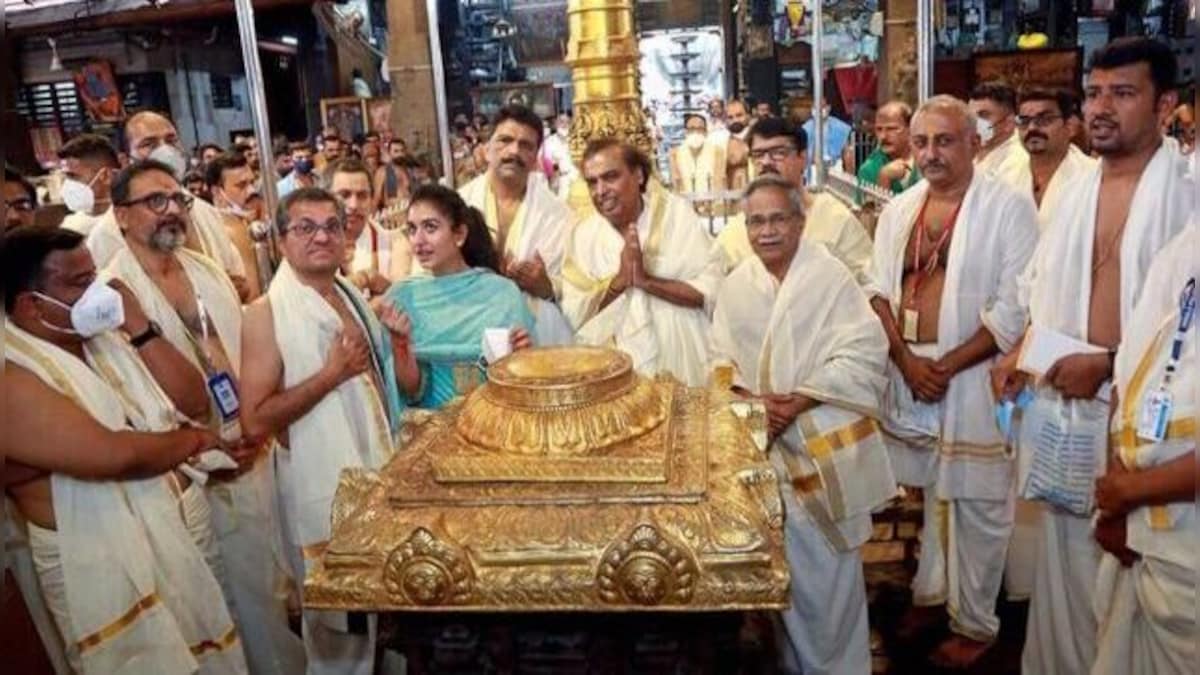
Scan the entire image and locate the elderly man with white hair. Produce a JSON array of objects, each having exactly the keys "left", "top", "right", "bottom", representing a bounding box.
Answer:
[
  {"left": 867, "top": 95, "right": 1038, "bottom": 668},
  {"left": 711, "top": 174, "right": 896, "bottom": 673}
]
